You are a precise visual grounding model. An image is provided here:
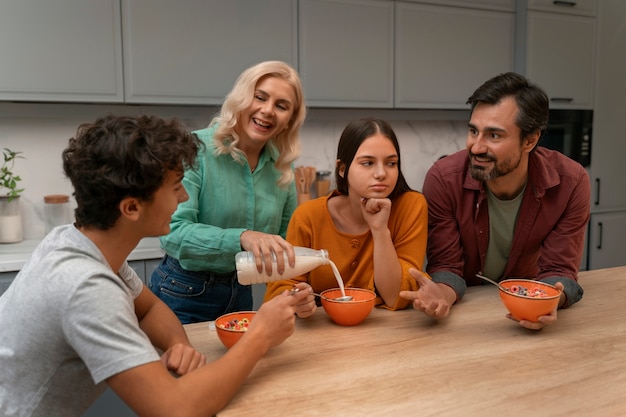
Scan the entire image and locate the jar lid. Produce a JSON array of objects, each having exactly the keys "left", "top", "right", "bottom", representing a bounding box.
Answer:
[{"left": 44, "top": 194, "right": 69, "bottom": 204}]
